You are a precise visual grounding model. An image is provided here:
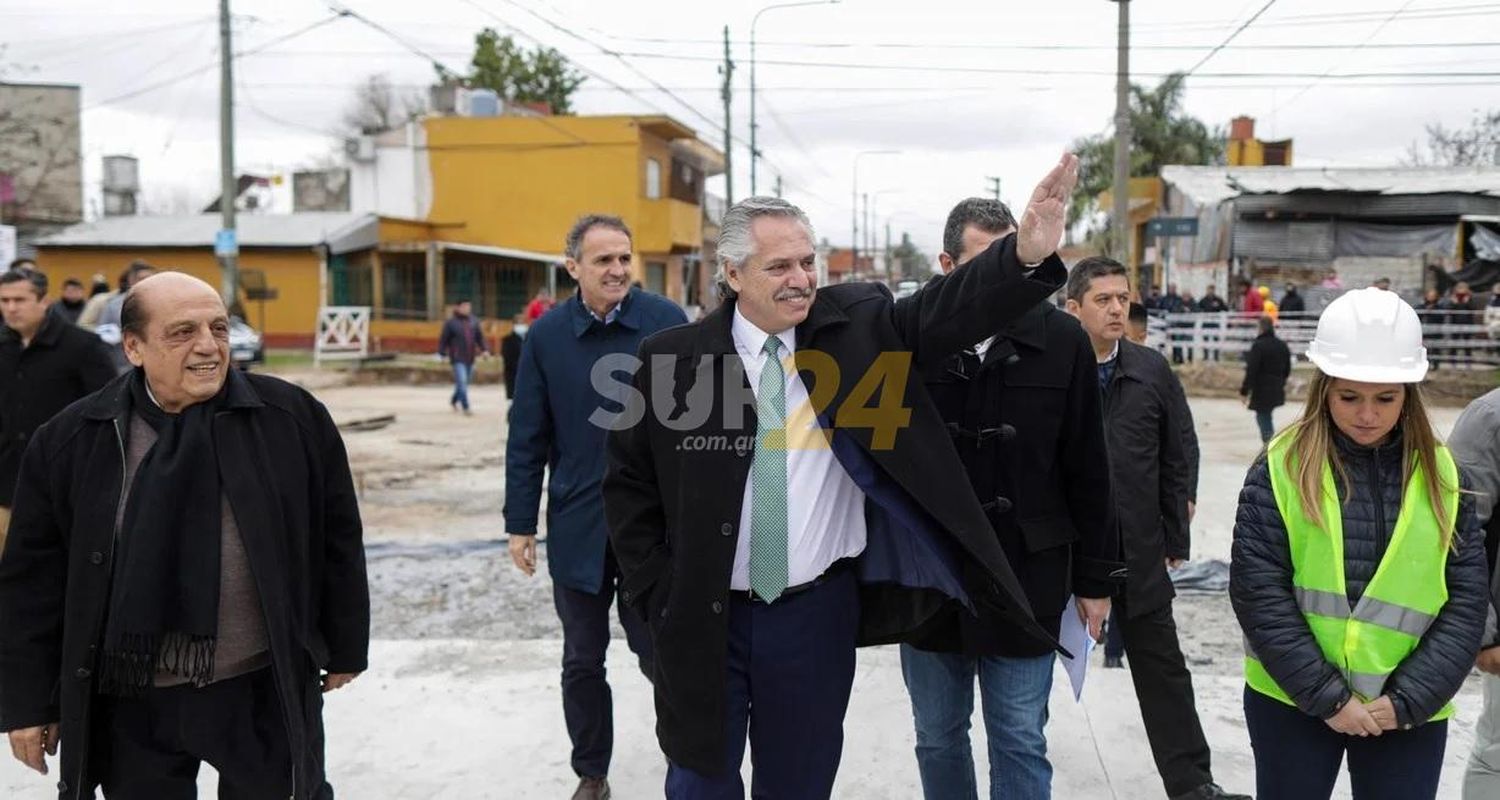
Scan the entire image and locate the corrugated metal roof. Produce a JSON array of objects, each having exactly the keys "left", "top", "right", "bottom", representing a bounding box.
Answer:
[
  {"left": 35, "top": 212, "right": 365, "bottom": 248},
  {"left": 1161, "top": 165, "right": 1500, "bottom": 205}
]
